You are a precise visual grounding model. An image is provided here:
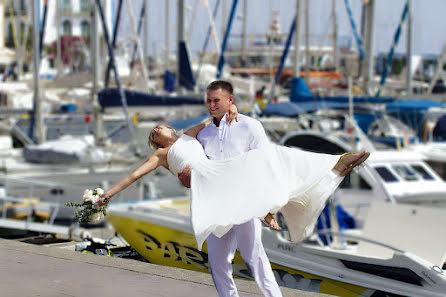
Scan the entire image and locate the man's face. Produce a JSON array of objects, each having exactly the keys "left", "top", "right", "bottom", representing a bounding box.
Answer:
[{"left": 206, "top": 88, "right": 233, "bottom": 121}]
